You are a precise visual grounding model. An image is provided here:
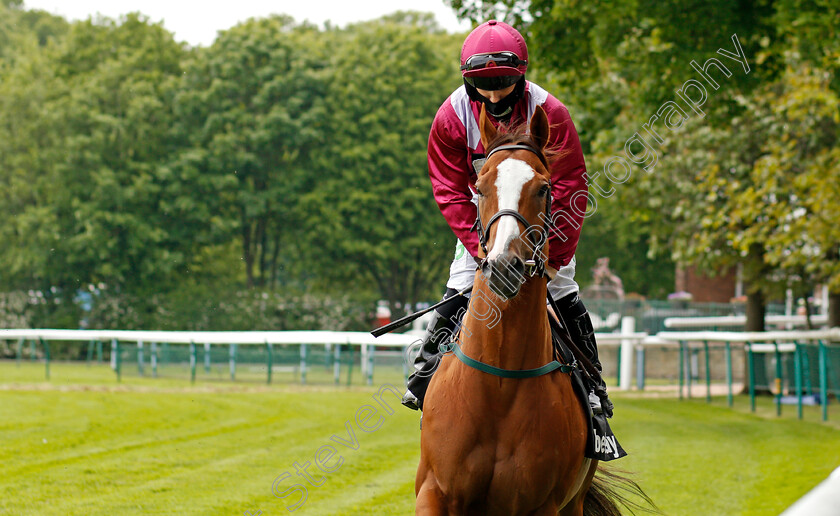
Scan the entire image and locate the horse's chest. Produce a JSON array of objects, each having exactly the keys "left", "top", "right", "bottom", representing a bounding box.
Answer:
[
  {"left": 468, "top": 425, "right": 565, "bottom": 476},
  {"left": 422, "top": 374, "right": 587, "bottom": 511},
  {"left": 429, "top": 416, "right": 573, "bottom": 505},
  {"left": 421, "top": 359, "right": 590, "bottom": 509}
]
